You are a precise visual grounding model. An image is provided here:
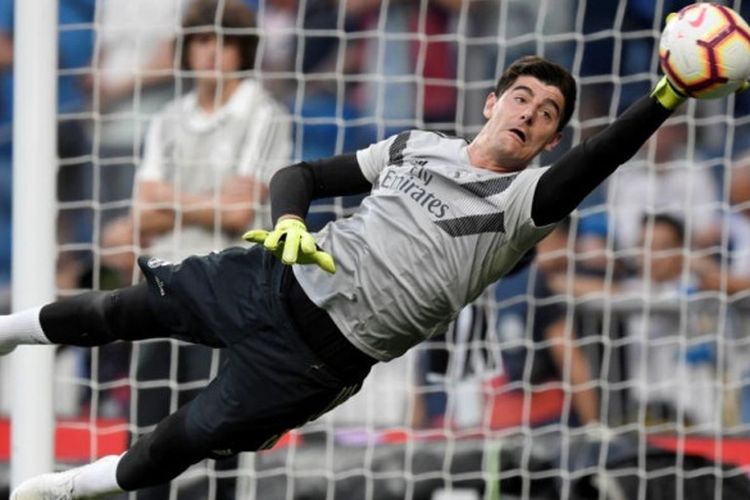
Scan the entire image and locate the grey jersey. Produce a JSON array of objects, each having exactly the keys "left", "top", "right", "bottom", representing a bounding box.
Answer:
[{"left": 293, "top": 131, "right": 555, "bottom": 361}]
